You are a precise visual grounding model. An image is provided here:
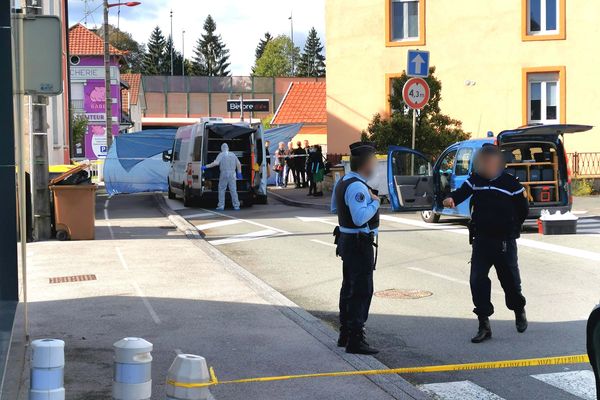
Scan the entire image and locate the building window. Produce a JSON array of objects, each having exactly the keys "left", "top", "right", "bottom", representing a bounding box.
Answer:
[
  {"left": 522, "top": 0, "right": 565, "bottom": 41},
  {"left": 522, "top": 67, "right": 566, "bottom": 125},
  {"left": 386, "top": 0, "right": 425, "bottom": 47}
]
